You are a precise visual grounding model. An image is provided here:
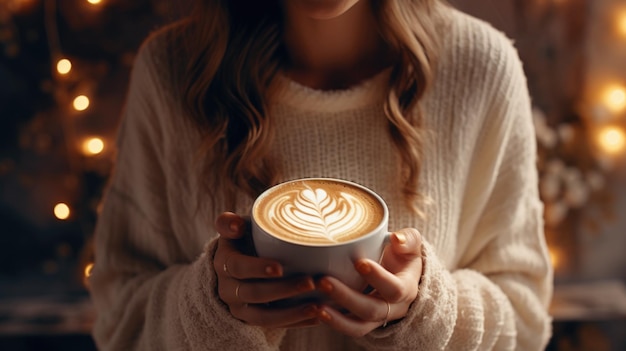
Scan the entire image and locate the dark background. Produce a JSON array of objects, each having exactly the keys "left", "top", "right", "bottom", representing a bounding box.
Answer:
[{"left": 1, "top": 0, "right": 625, "bottom": 350}]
